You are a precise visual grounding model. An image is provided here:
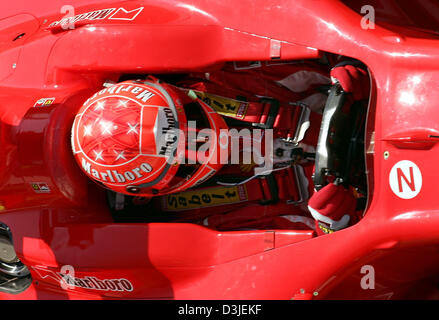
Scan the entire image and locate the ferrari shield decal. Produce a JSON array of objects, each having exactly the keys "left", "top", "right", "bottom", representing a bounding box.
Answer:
[{"left": 162, "top": 185, "right": 248, "bottom": 211}]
